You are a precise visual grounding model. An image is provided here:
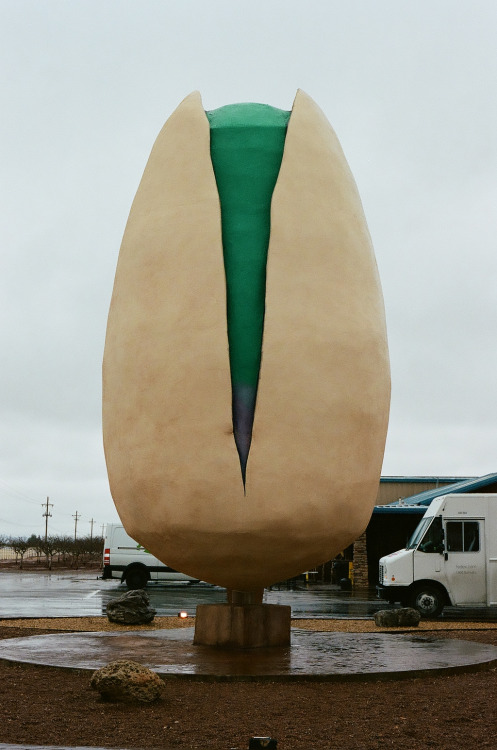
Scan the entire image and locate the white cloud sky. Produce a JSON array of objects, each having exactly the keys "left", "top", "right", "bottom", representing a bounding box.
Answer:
[{"left": 1, "top": 1, "right": 496, "bottom": 537}]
